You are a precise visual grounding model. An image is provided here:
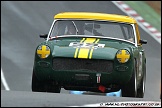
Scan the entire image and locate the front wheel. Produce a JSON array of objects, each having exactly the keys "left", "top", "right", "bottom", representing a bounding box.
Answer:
[
  {"left": 32, "top": 70, "right": 45, "bottom": 92},
  {"left": 44, "top": 83, "right": 61, "bottom": 93},
  {"left": 121, "top": 60, "right": 137, "bottom": 97},
  {"left": 32, "top": 70, "right": 61, "bottom": 93},
  {"left": 137, "top": 62, "right": 146, "bottom": 98}
]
